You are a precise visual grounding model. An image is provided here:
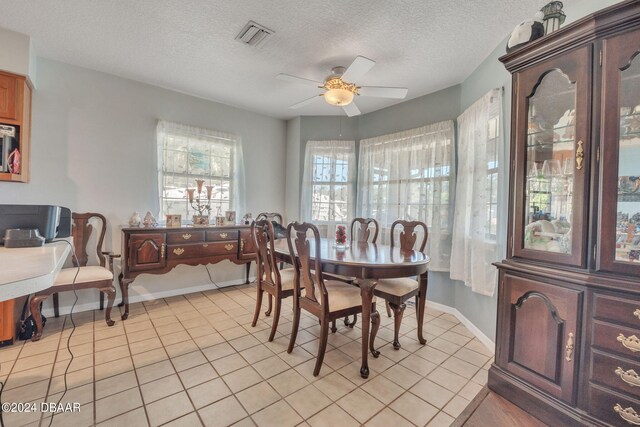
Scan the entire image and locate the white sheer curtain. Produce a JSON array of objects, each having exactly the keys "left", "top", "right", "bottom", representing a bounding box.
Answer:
[
  {"left": 156, "top": 120, "right": 245, "bottom": 221},
  {"left": 301, "top": 140, "right": 356, "bottom": 237},
  {"left": 357, "top": 121, "right": 455, "bottom": 271},
  {"left": 450, "top": 89, "right": 503, "bottom": 296}
]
